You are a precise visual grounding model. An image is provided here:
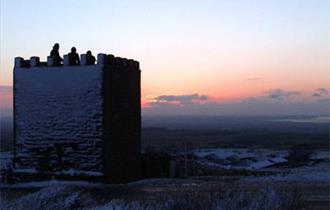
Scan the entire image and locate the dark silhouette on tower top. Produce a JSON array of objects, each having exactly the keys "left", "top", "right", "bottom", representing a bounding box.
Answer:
[
  {"left": 50, "top": 43, "right": 63, "bottom": 66},
  {"left": 86, "top": 50, "right": 96, "bottom": 65},
  {"left": 68, "top": 47, "right": 80, "bottom": 65}
]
